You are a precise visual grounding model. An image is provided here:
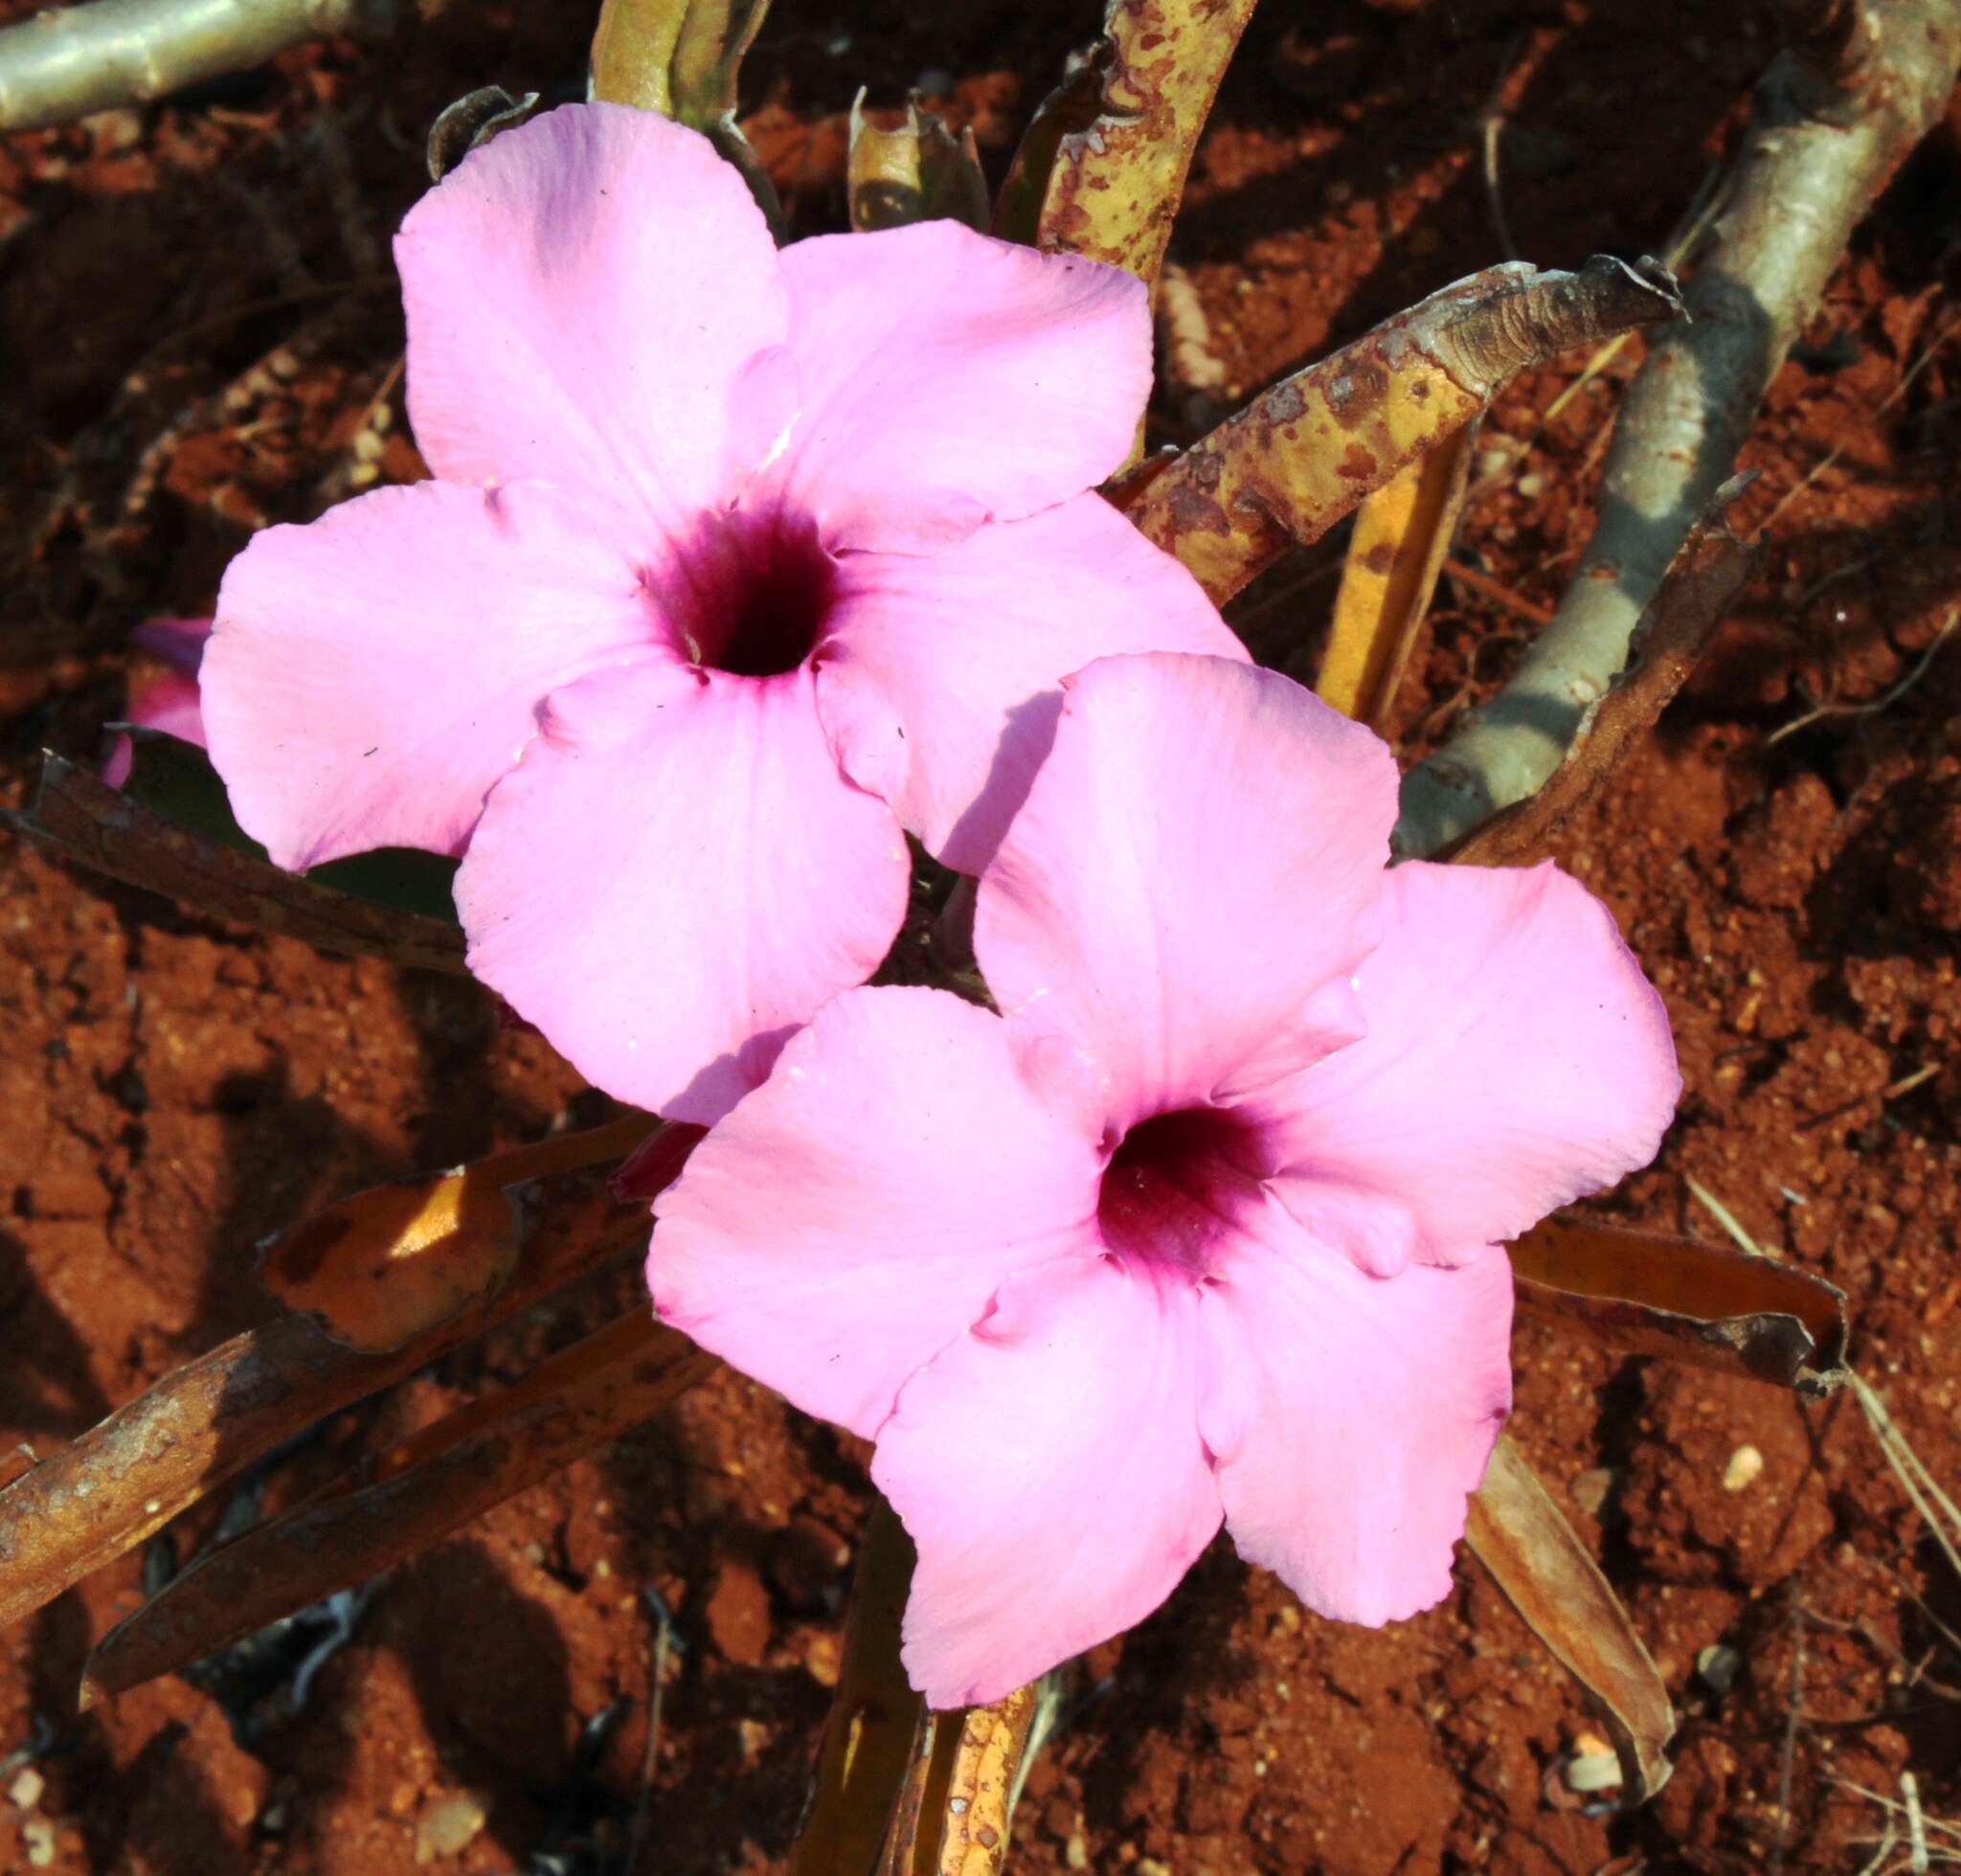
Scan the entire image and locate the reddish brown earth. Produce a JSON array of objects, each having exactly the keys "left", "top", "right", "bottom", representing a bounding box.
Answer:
[{"left": 5, "top": 1, "right": 1961, "bottom": 1869}]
